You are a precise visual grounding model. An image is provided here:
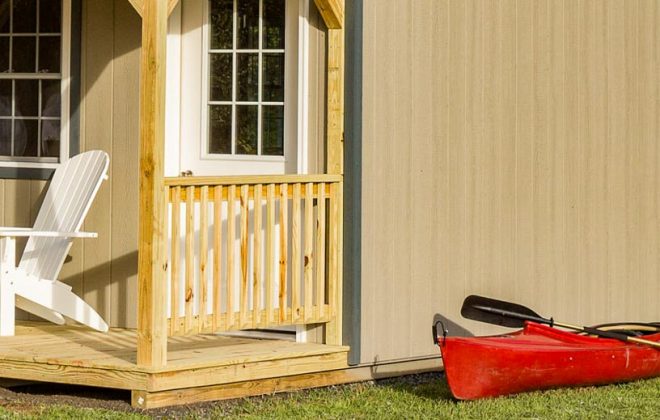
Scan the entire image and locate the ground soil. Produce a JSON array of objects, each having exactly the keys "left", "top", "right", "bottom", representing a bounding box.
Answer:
[
  {"left": 0, "top": 380, "right": 254, "bottom": 418},
  {"left": 0, "top": 373, "right": 439, "bottom": 418}
]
